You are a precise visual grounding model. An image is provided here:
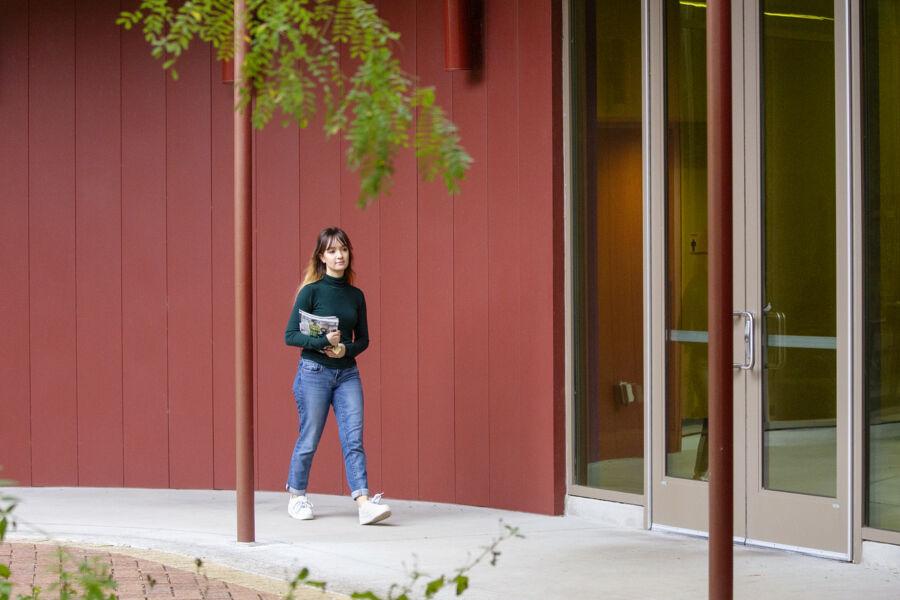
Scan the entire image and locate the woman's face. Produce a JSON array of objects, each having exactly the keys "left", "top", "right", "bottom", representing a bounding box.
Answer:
[{"left": 320, "top": 238, "right": 350, "bottom": 276}]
